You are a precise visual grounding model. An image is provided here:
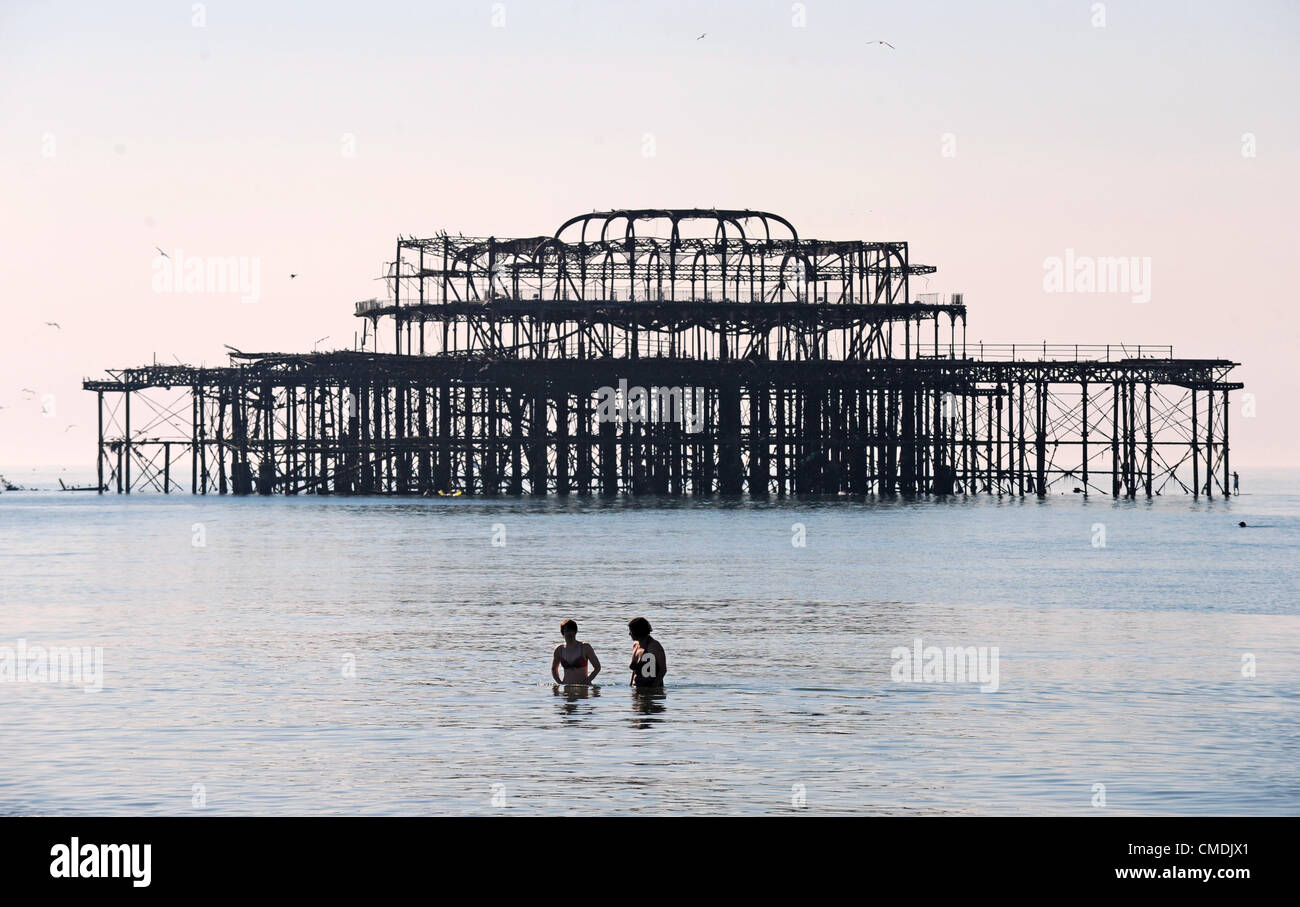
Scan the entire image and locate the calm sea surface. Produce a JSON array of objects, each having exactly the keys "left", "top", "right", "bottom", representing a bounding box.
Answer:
[{"left": 1, "top": 467, "right": 1297, "bottom": 815}]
